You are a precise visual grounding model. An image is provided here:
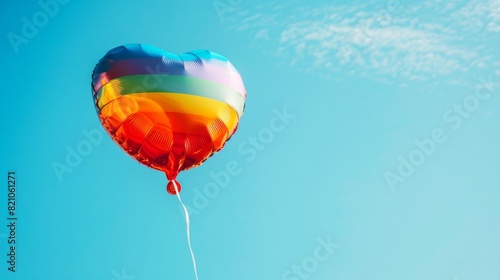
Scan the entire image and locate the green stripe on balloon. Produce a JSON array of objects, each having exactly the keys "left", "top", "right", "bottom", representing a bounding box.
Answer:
[{"left": 96, "top": 75, "right": 245, "bottom": 117}]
